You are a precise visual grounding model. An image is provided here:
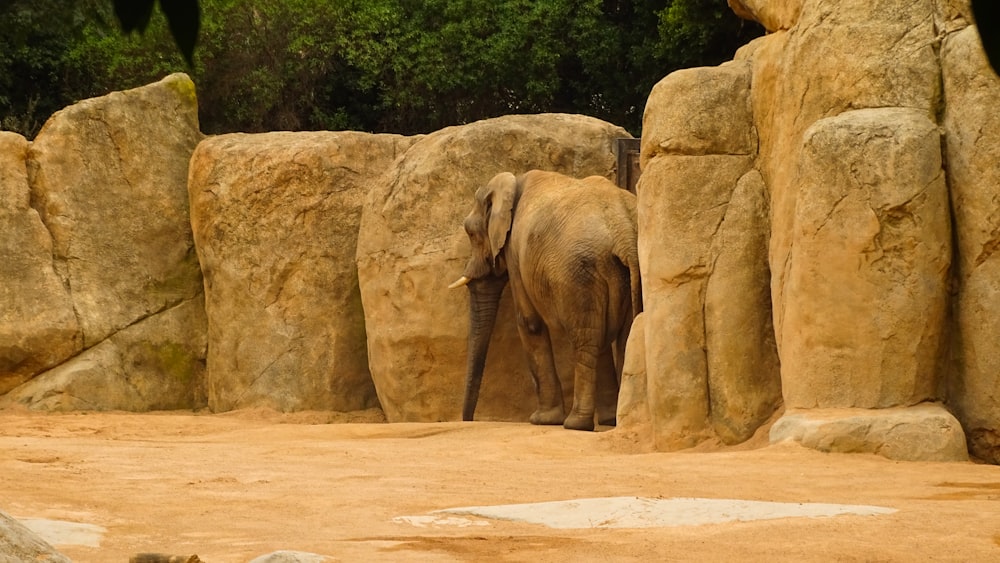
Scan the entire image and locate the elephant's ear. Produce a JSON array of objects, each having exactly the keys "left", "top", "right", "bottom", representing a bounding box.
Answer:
[{"left": 483, "top": 172, "right": 517, "bottom": 262}]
